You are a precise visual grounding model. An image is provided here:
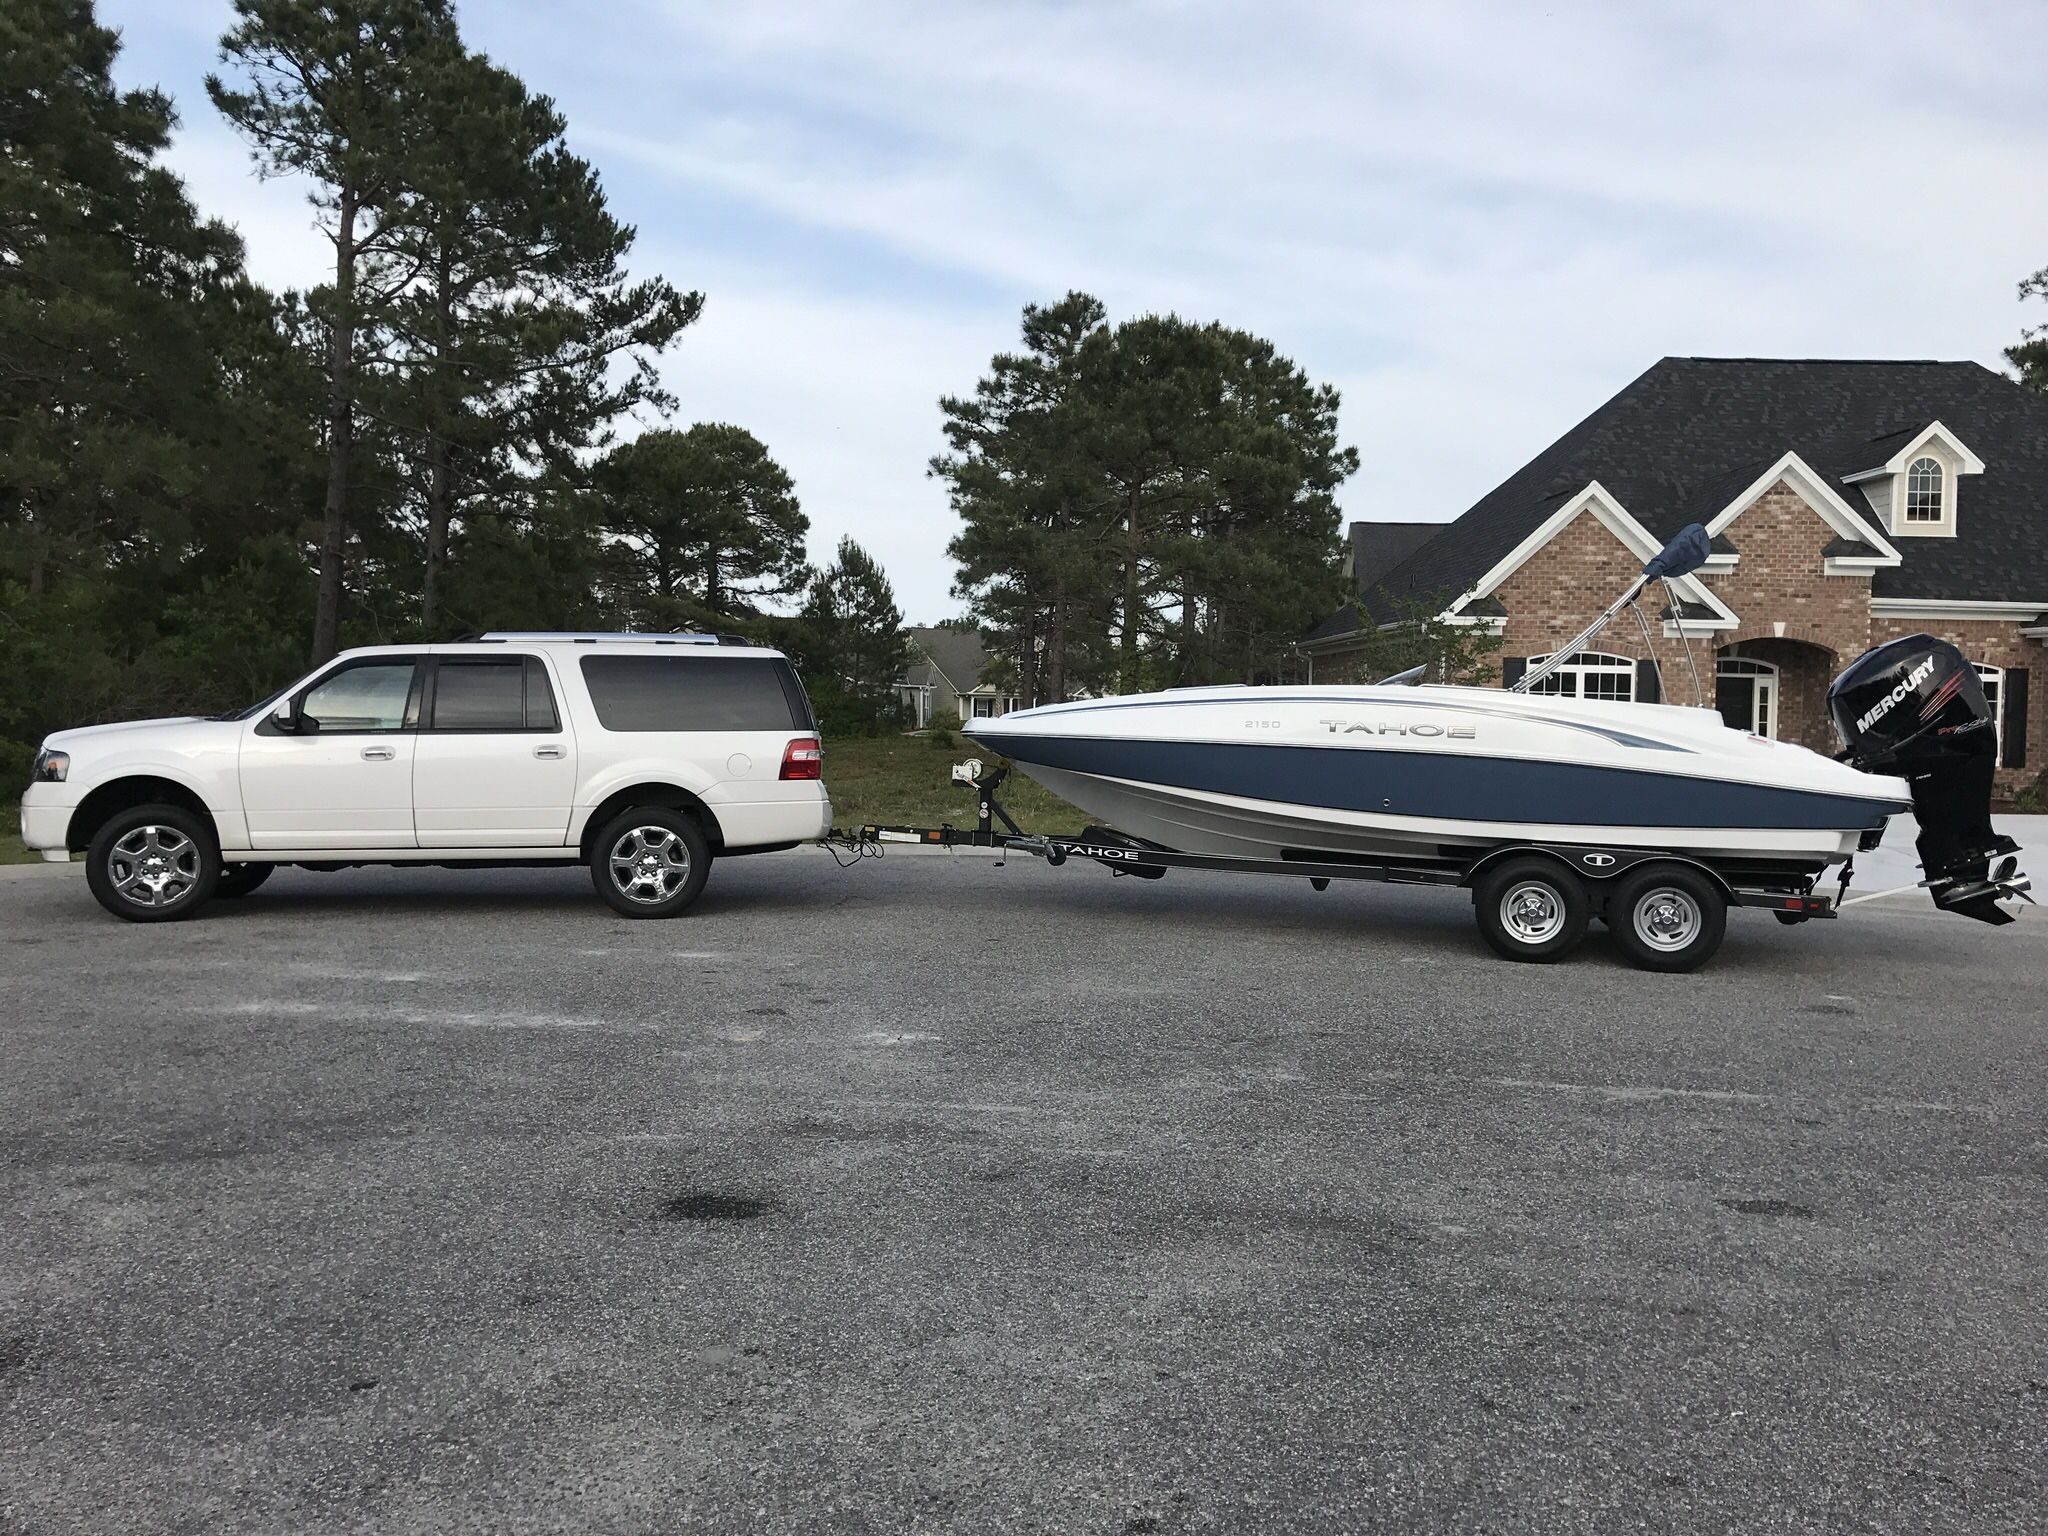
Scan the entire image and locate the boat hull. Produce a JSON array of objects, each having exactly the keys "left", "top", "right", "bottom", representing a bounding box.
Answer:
[{"left": 965, "top": 686, "right": 1912, "bottom": 867}]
